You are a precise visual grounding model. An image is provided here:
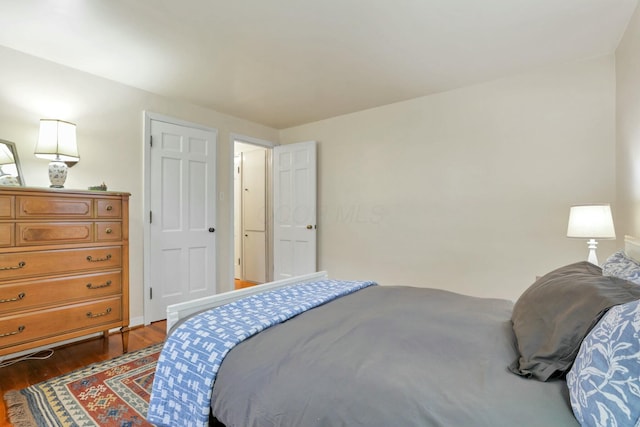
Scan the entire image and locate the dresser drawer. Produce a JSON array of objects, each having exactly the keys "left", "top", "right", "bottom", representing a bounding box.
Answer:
[
  {"left": 17, "top": 196, "right": 93, "bottom": 219},
  {"left": 96, "top": 199, "right": 122, "bottom": 218},
  {"left": 0, "top": 246, "right": 122, "bottom": 280},
  {"left": 0, "top": 196, "right": 14, "bottom": 218},
  {"left": 0, "top": 223, "right": 14, "bottom": 247},
  {"left": 96, "top": 222, "right": 122, "bottom": 241},
  {"left": 0, "top": 271, "right": 122, "bottom": 315},
  {"left": 0, "top": 296, "right": 122, "bottom": 349},
  {"left": 17, "top": 222, "right": 93, "bottom": 245}
]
